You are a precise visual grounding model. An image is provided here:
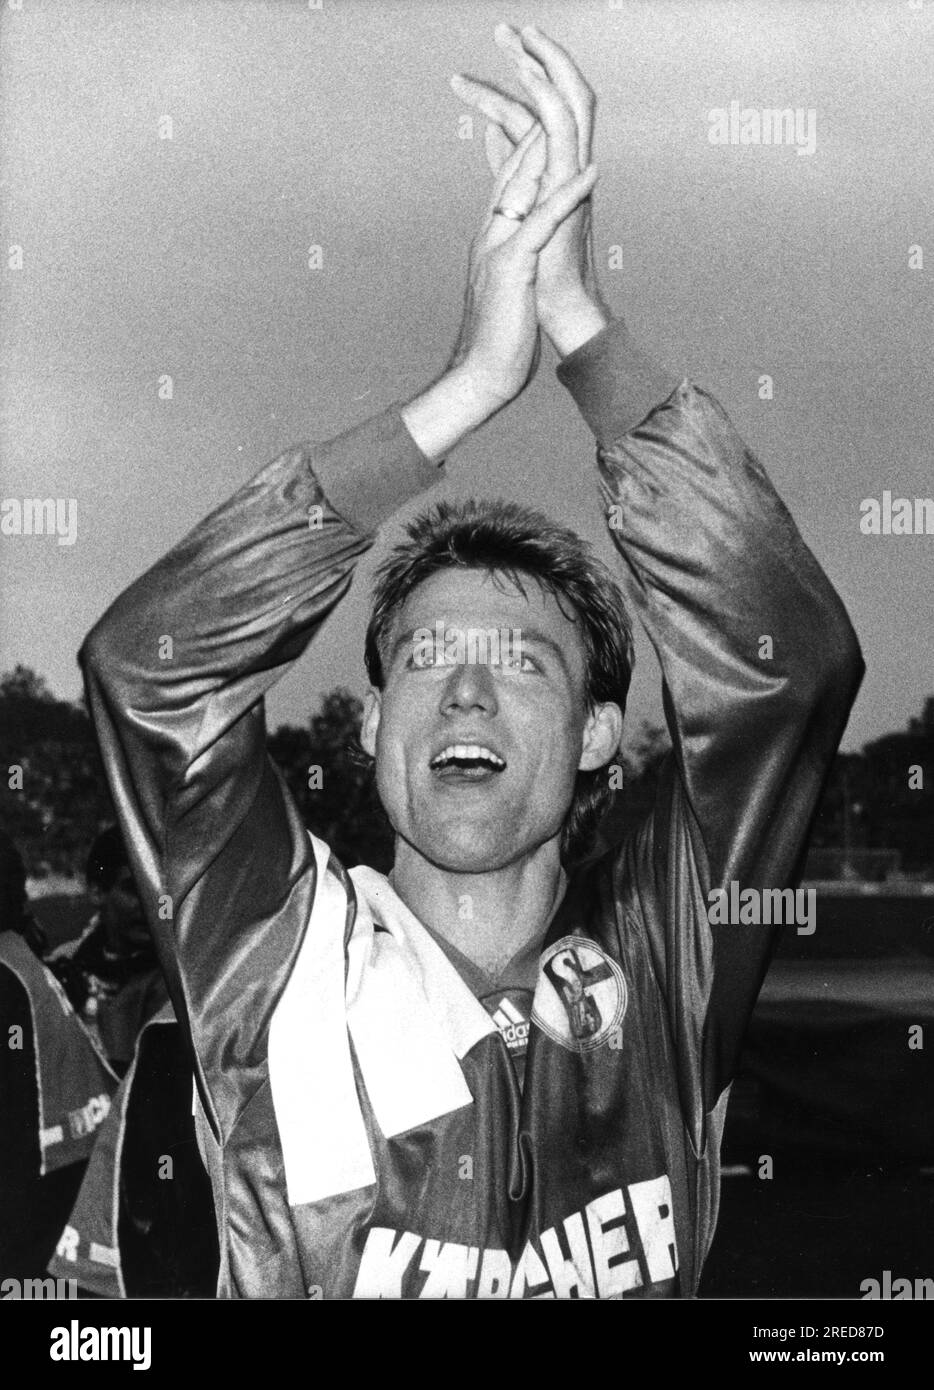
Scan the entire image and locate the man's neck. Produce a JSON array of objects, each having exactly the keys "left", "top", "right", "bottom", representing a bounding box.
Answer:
[{"left": 391, "top": 838, "right": 566, "bottom": 976}]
